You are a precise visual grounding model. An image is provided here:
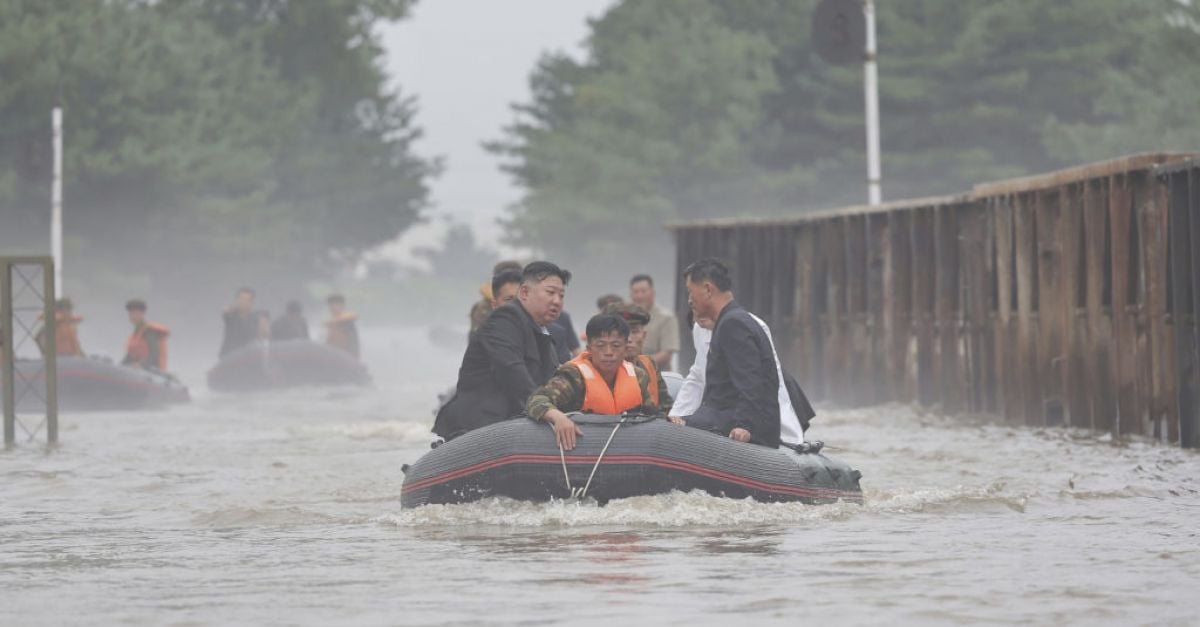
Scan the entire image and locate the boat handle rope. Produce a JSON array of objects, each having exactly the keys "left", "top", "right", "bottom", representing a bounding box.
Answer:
[{"left": 555, "top": 414, "right": 628, "bottom": 500}]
